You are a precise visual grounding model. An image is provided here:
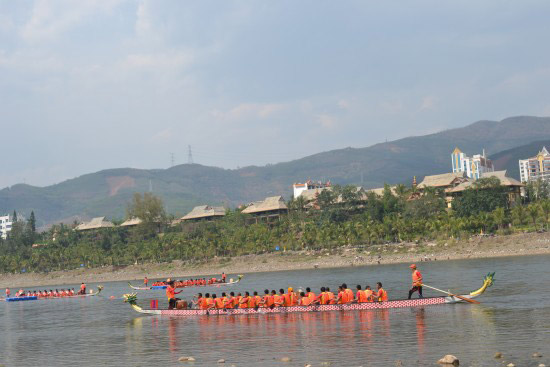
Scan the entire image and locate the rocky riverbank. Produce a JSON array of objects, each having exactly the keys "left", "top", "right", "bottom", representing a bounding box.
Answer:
[{"left": 2, "top": 231, "right": 550, "bottom": 288}]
